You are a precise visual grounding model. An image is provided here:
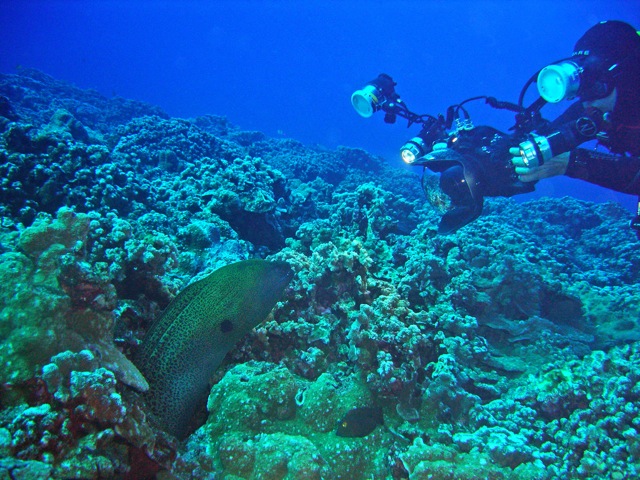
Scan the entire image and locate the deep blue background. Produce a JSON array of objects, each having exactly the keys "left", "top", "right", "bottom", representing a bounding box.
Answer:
[{"left": 2, "top": 0, "right": 639, "bottom": 210}]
